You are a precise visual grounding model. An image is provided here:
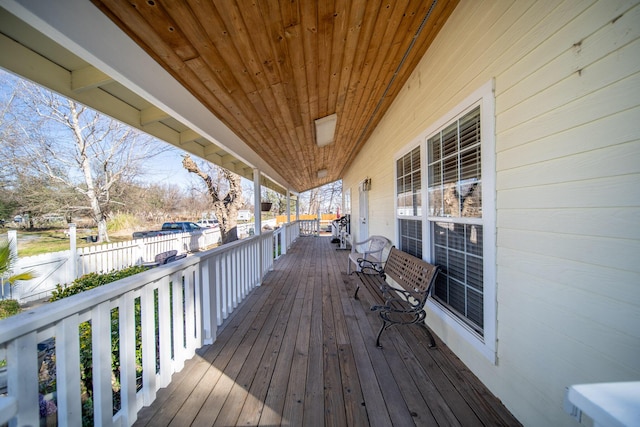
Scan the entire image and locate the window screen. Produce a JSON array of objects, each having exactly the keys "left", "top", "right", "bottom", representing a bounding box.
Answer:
[
  {"left": 396, "top": 146, "right": 422, "bottom": 257},
  {"left": 427, "top": 106, "right": 484, "bottom": 333}
]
